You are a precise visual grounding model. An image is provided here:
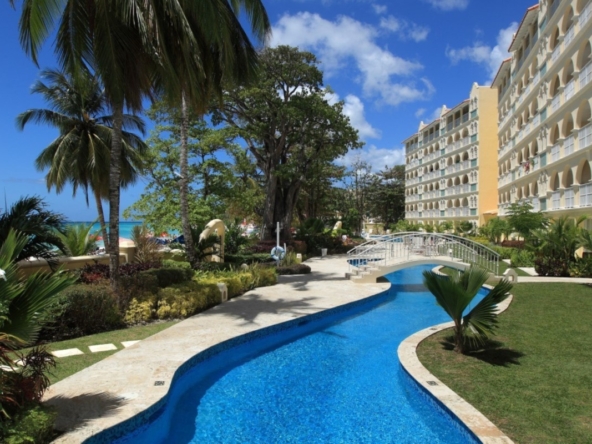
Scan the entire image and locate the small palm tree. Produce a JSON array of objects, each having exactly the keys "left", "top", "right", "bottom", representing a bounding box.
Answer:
[
  {"left": 422, "top": 266, "right": 512, "bottom": 353},
  {"left": 0, "top": 196, "right": 66, "bottom": 263},
  {"left": 56, "top": 222, "right": 98, "bottom": 257}
]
